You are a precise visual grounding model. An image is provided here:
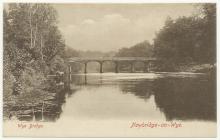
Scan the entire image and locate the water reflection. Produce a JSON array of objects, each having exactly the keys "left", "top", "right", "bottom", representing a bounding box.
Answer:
[
  {"left": 153, "top": 77, "right": 216, "bottom": 121},
  {"left": 8, "top": 72, "right": 216, "bottom": 122},
  {"left": 69, "top": 73, "right": 216, "bottom": 122}
]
